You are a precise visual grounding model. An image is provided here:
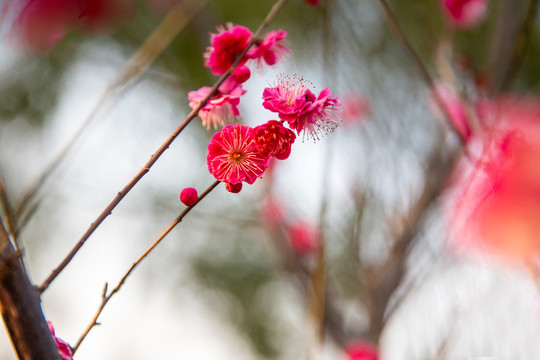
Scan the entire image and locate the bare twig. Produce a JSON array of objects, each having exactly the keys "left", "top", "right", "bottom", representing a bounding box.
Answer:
[
  {"left": 366, "top": 138, "right": 461, "bottom": 342},
  {"left": 487, "top": 0, "right": 537, "bottom": 94},
  {"left": 376, "top": 0, "right": 465, "bottom": 144},
  {"left": 15, "top": 0, "right": 209, "bottom": 226},
  {"left": 38, "top": 0, "right": 290, "bottom": 293},
  {"left": 0, "top": 172, "right": 27, "bottom": 274},
  {"left": 72, "top": 180, "right": 220, "bottom": 354}
]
